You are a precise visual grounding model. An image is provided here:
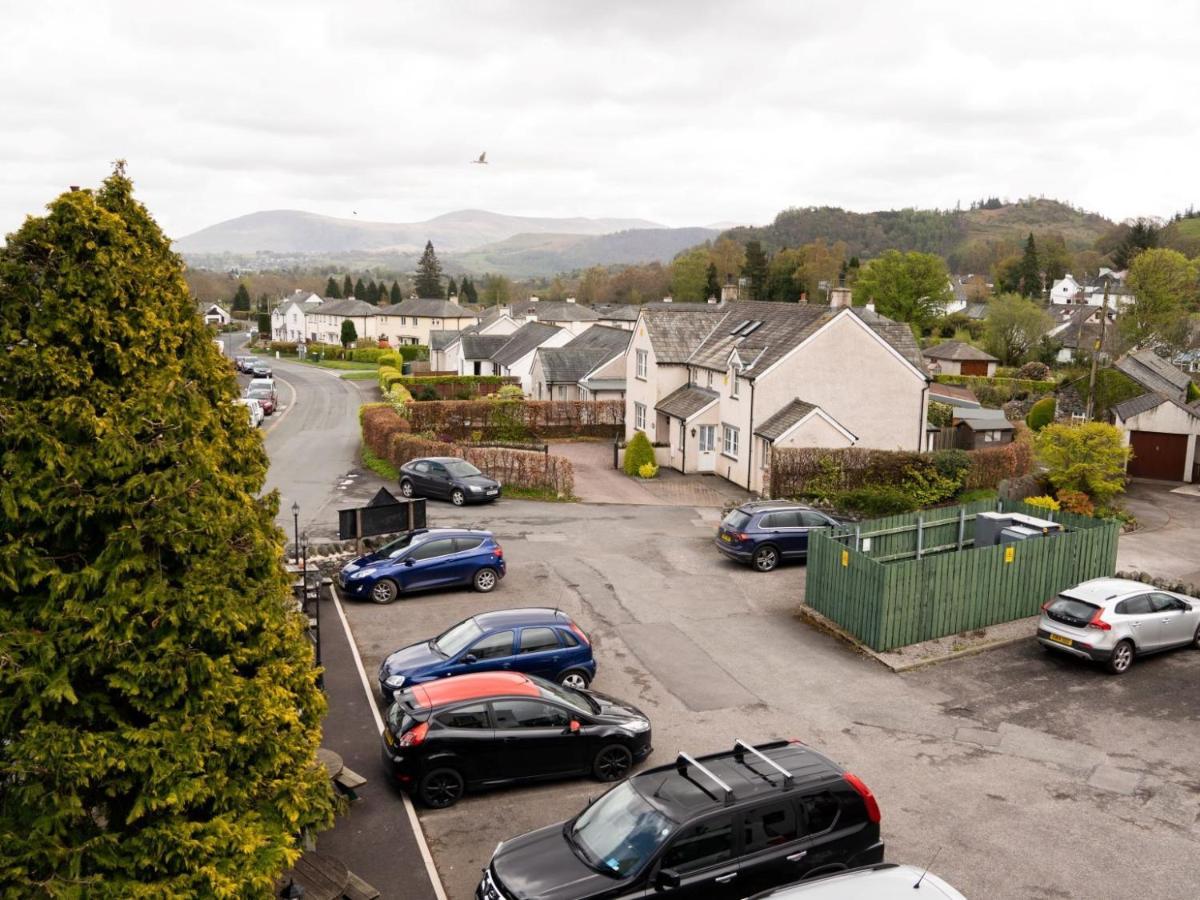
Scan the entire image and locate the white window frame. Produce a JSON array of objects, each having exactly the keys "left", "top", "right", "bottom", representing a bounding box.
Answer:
[
  {"left": 722, "top": 424, "right": 739, "bottom": 458},
  {"left": 634, "top": 402, "right": 647, "bottom": 431},
  {"left": 706, "top": 370, "right": 713, "bottom": 388},
  {"left": 698, "top": 425, "right": 716, "bottom": 452},
  {"left": 636, "top": 349, "right": 648, "bottom": 380},
  {"left": 731, "top": 373, "right": 740, "bottom": 399}
]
